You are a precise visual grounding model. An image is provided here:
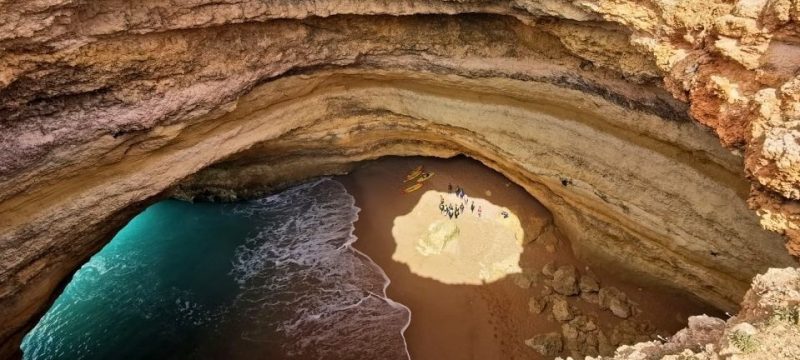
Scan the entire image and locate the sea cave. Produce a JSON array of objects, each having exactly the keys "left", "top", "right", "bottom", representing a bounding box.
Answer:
[{"left": 1, "top": 1, "right": 800, "bottom": 359}]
